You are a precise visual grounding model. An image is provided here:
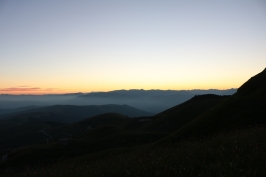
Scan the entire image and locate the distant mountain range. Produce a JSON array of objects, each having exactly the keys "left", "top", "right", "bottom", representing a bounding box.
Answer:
[{"left": 0, "top": 89, "right": 236, "bottom": 113}]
